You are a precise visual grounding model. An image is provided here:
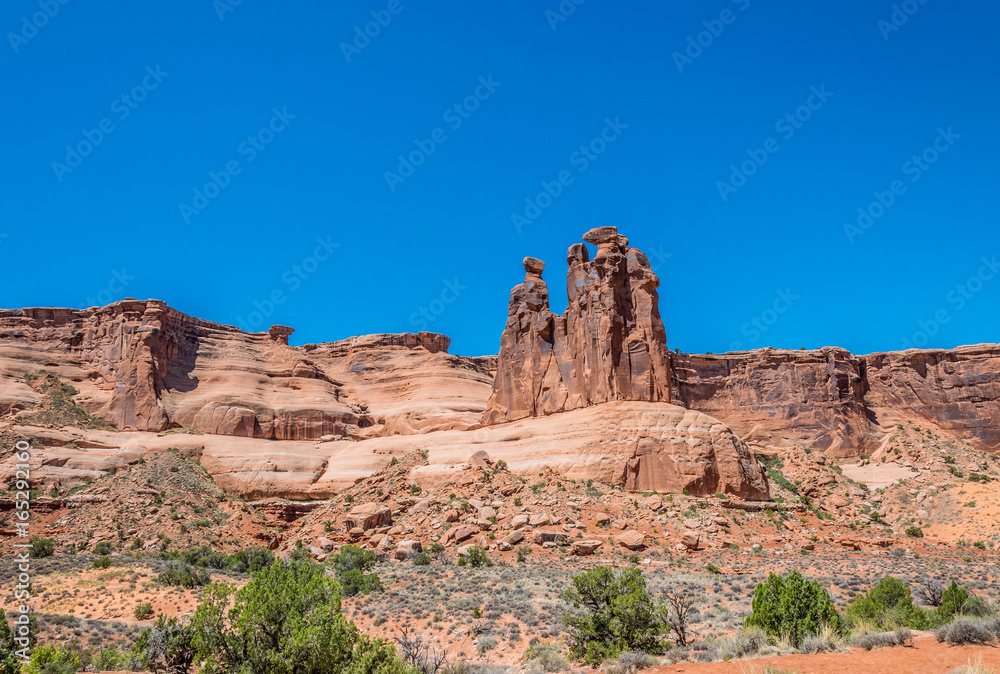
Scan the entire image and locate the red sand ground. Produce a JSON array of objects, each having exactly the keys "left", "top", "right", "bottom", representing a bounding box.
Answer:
[{"left": 656, "top": 633, "right": 999, "bottom": 673}]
